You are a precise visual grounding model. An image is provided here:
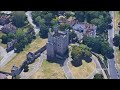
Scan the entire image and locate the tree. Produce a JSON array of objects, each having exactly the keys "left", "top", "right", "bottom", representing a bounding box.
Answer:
[
  {"left": 74, "top": 11, "right": 85, "bottom": 22},
  {"left": 15, "top": 29, "right": 24, "bottom": 38},
  {"left": 23, "top": 65, "right": 29, "bottom": 72},
  {"left": 71, "top": 44, "right": 92, "bottom": 67},
  {"left": 35, "top": 16, "right": 45, "bottom": 27},
  {"left": 59, "top": 23, "right": 71, "bottom": 31},
  {"left": 113, "top": 35, "right": 120, "bottom": 47},
  {"left": 69, "top": 30, "right": 78, "bottom": 43},
  {"left": 83, "top": 36, "right": 114, "bottom": 59},
  {"left": 101, "top": 41, "right": 114, "bottom": 59},
  {"left": 44, "top": 13, "right": 53, "bottom": 25},
  {"left": 83, "top": 36, "right": 102, "bottom": 53},
  {"left": 50, "top": 17, "right": 59, "bottom": 26},
  {"left": 1, "top": 35, "right": 8, "bottom": 44},
  {"left": 113, "top": 35, "right": 120, "bottom": 50},
  {"left": 64, "top": 11, "right": 75, "bottom": 19},
  {"left": 39, "top": 24, "right": 49, "bottom": 38},
  {"left": 14, "top": 42, "right": 22, "bottom": 53},
  {"left": 12, "top": 11, "right": 27, "bottom": 27},
  {"left": 93, "top": 73, "right": 104, "bottom": 79}
]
